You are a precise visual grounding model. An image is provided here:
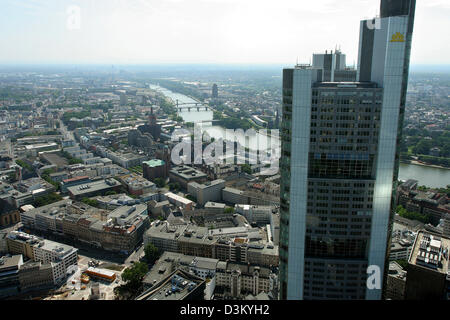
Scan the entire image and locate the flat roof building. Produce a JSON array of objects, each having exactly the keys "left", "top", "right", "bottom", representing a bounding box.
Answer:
[
  {"left": 67, "top": 178, "right": 121, "bottom": 200},
  {"left": 143, "top": 159, "right": 168, "bottom": 181},
  {"left": 187, "top": 179, "right": 225, "bottom": 206},
  {"left": 0, "top": 255, "right": 23, "bottom": 298},
  {"left": 169, "top": 166, "right": 207, "bottom": 189},
  {"left": 136, "top": 269, "right": 205, "bottom": 301},
  {"left": 405, "top": 231, "right": 450, "bottom": 300},
  {"left": 386, "top": 261, "right": 407, "bottom": 300},
  {"left": 165, "top": 192, "right": 194, "bottom": 211}
]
